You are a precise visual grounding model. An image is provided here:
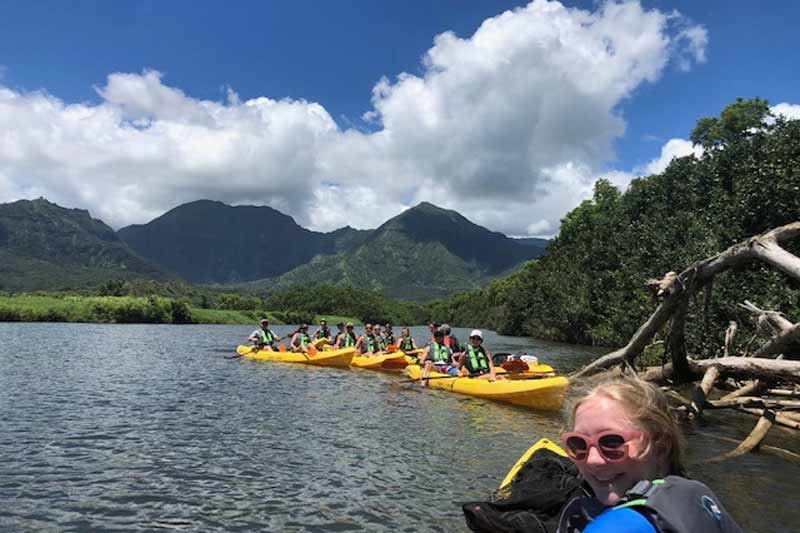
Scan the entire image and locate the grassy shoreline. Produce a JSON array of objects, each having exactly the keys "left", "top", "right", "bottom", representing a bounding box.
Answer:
[{"left": 0, "top": 295, "right": 361, "bottom": 326}]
